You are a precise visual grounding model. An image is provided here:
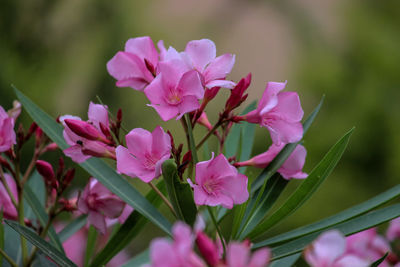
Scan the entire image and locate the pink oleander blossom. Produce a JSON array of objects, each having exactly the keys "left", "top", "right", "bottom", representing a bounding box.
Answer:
[
  {"left": 235, "top": 144, "right": 307, "bottom": 180},
  {"left": 77, "top": 178, "right": 125, "bottom": 234},
  {"left": 304, "top": 230, "right": 370, "bottom": 267},
  {"left": 0, "top": 173, "right": 18, "bottom": 220},
  {"left": 144, "top": 60, "right": 204, "bottom": 121},
  {"left": 107, "top": 36, "right": 158, "bottom": 91},
  {"left": 226, "top": 241, "right": 270, "bottom": 267},
  {"left": 386, "top": 217, "right": 400, "bottom": 241},
  {"left": 0, "top": 105, "right": 16, "bottom": 152},
  {"left": 145, "top": 222, "right": 206, "bottom": 267},
  {"left": 116, "top": 126, "right": 171, "bottom": 183},
  {"left": 189, "top": 153, "right": 249, "bottom": 209},
  {"left": 244, "top": 81, "right": 304, "bottom": 145},
  {"left": 60, "top": 102, "right": 115, "bottom": 163}
]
